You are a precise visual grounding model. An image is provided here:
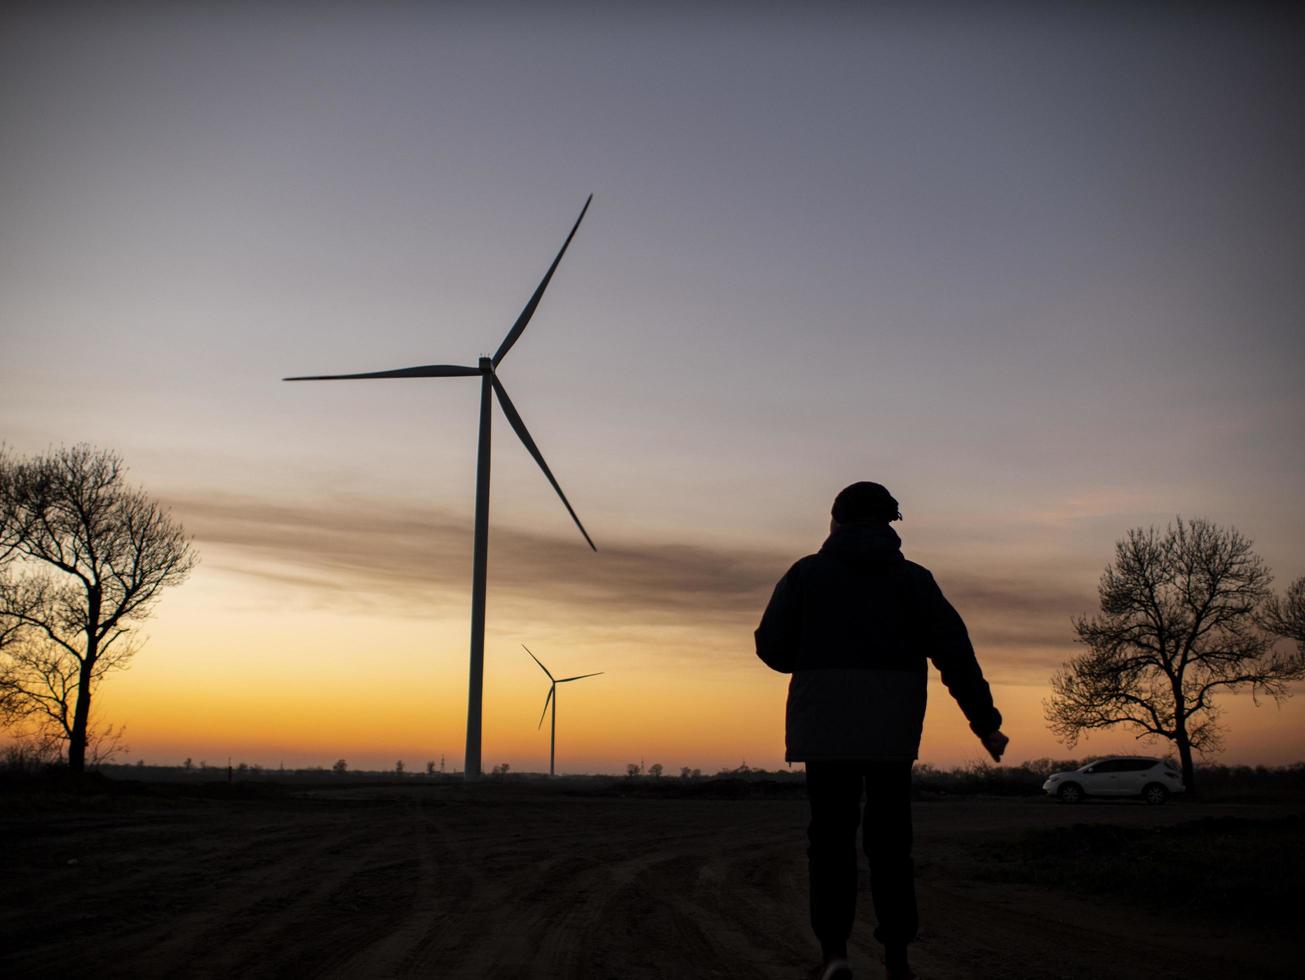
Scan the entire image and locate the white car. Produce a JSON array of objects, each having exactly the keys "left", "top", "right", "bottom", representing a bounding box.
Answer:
[{"left": 1042, "top": 756, "right": 1184, "bottom": 804}]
